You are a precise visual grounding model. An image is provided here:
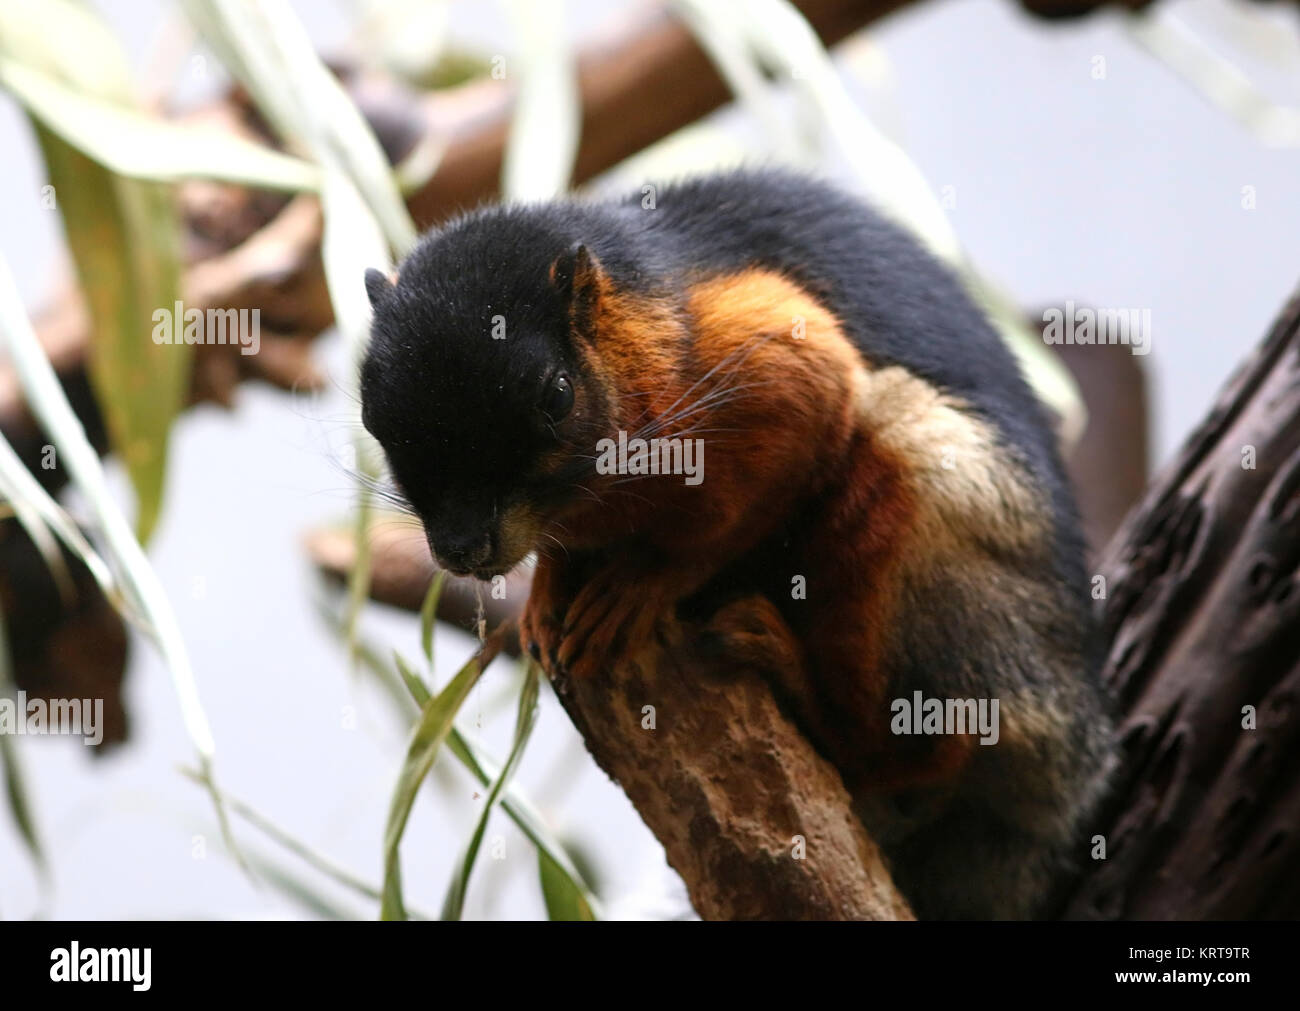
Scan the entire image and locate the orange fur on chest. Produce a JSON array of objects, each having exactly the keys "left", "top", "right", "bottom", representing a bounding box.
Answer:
[{"left": 581, "top": 269, "right": 871, "bottom": 549}]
